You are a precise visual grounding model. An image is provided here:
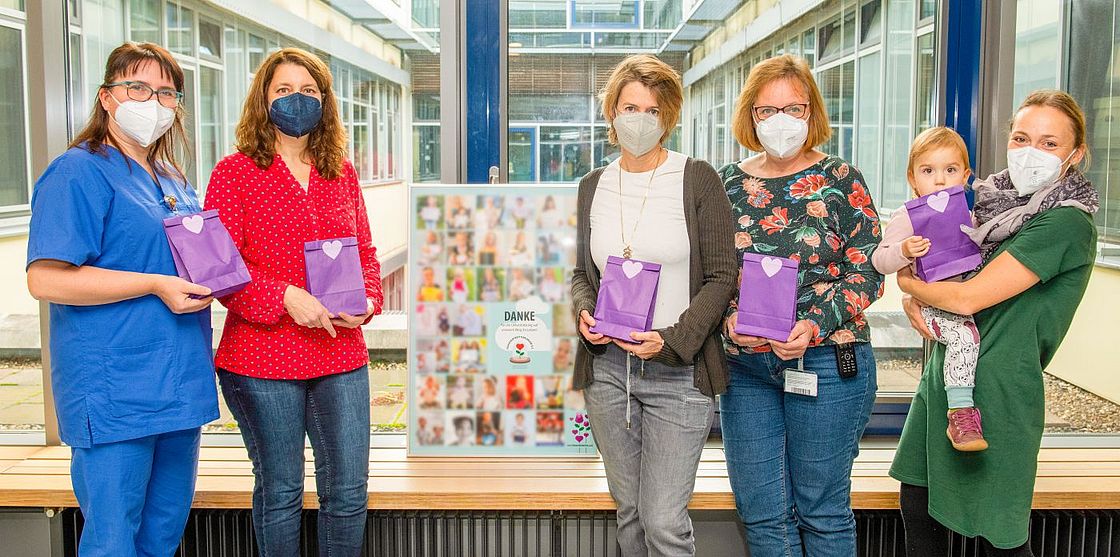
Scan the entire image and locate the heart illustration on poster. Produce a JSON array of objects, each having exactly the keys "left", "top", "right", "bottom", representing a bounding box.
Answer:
[
  {"left": 761, "top": 256, "right": 783, "bottom": 278},
  {"left": 622, "top": 260, "right": 643, "bottom": 279},
  {"left": 182, "top": 215, "right": 205, "bottom": 234},
  {"left": 927, "top": 191, "right": 950, "bottom": 213},
  {"left": 322, "top": 240, "right": 343, "bottom": 260}
]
